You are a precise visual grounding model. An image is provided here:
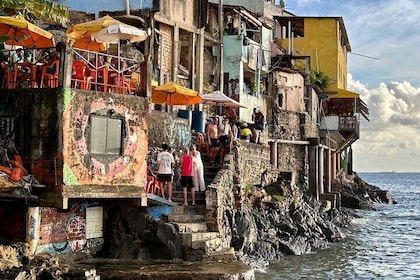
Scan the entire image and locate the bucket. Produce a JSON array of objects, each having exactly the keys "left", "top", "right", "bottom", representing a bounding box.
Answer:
[{"left": 191, "top": 110, "right": 205, "bottom": 133}]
